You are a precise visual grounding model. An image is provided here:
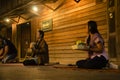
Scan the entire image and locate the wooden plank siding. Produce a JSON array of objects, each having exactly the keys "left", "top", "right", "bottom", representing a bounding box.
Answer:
[{"left": 30, "top": 0, "right": 108, "bottom": 64}]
